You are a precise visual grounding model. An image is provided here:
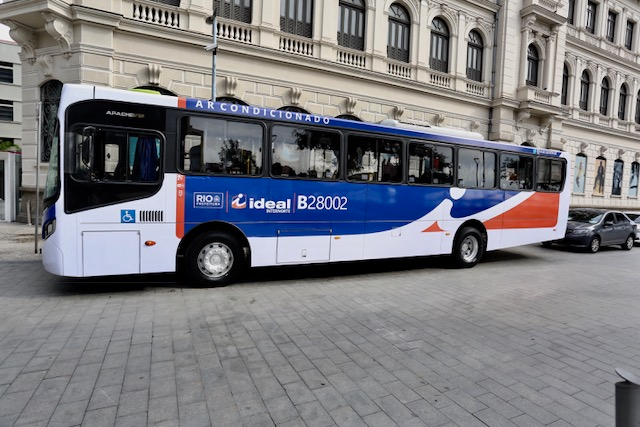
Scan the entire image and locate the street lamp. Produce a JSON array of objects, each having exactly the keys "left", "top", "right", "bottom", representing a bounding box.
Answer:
[{"left": 205, "top": 8, "right": 218, "bottom": 101}]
